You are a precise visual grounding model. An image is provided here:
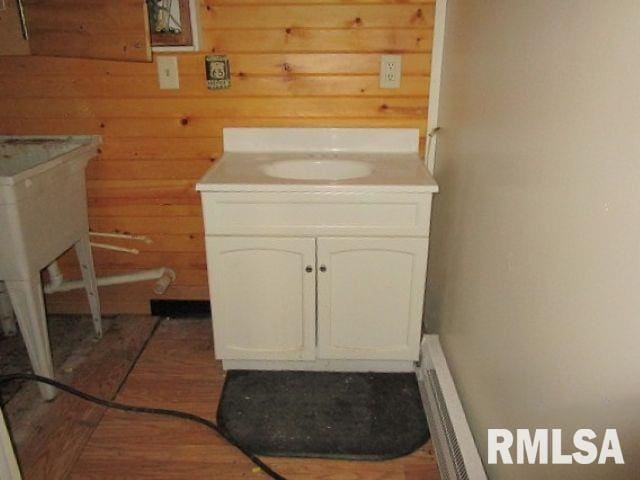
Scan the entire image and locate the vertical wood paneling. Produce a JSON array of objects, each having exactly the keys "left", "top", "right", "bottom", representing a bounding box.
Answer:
[
  {"left": 23, "top": 0, "right": 152, "bottom": 61},
  {"left": 0, "top": 1, "right": 434, "bottom": 314}
]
